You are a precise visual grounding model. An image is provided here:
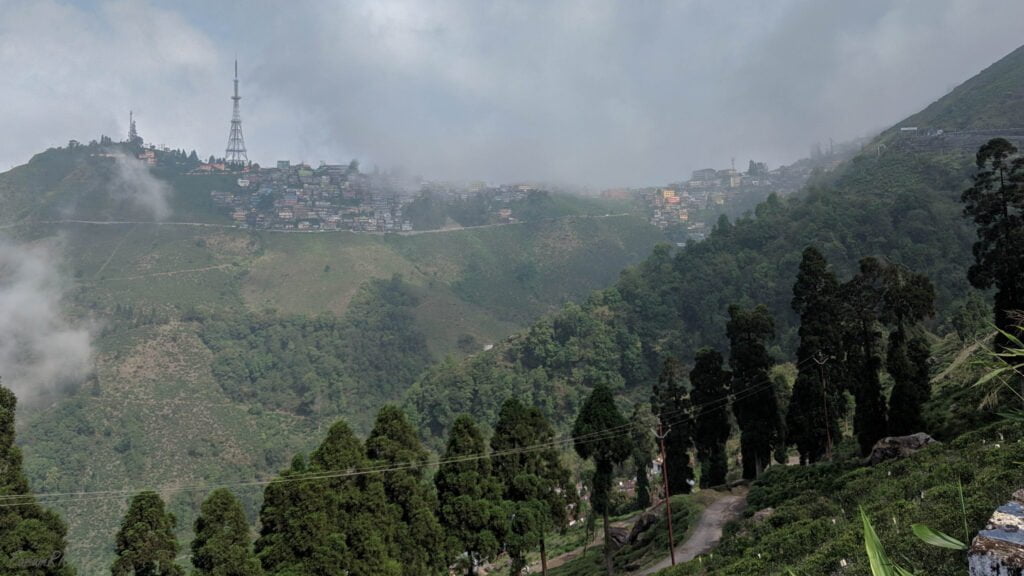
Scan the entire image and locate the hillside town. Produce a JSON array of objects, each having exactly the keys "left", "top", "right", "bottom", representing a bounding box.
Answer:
[{"left": 608, "top": 156, "right": 835, "bottom": 243}]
